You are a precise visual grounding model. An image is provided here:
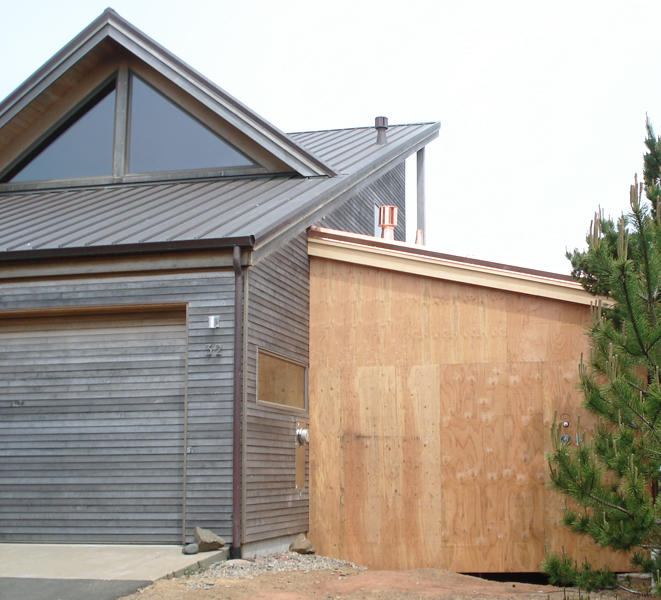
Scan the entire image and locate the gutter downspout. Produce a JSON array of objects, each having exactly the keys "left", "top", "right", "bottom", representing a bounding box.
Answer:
[
  {"left": 416, "top": 147, "right": 426, "bottom": 241},
  {"left": 231, "top": 245, "right": 245, "bottom": 558}
]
